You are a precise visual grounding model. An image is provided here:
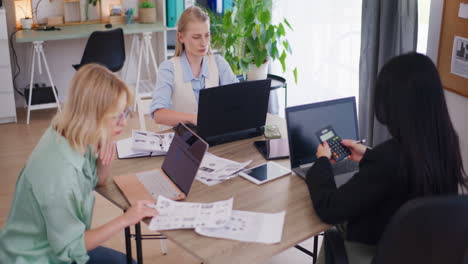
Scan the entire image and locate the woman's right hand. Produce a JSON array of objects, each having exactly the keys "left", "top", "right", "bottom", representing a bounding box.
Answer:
[
  {"left": 341, "top": 139, "right": 368, "bottom": 163},
  {"left": 123, "top": 200, "right": 159, "bottom": 226}
]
